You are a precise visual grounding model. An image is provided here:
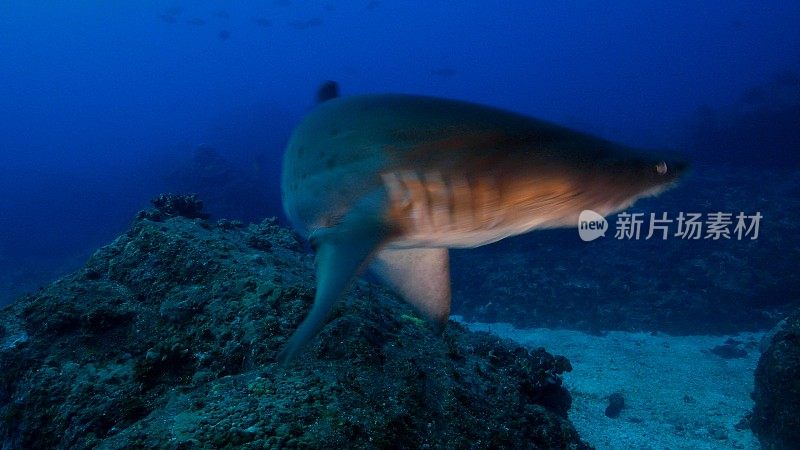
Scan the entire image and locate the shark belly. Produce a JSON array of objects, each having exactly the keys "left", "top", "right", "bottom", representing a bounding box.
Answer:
[{"left": 381, "top": 168, "right": 553, "bottom": 249}]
